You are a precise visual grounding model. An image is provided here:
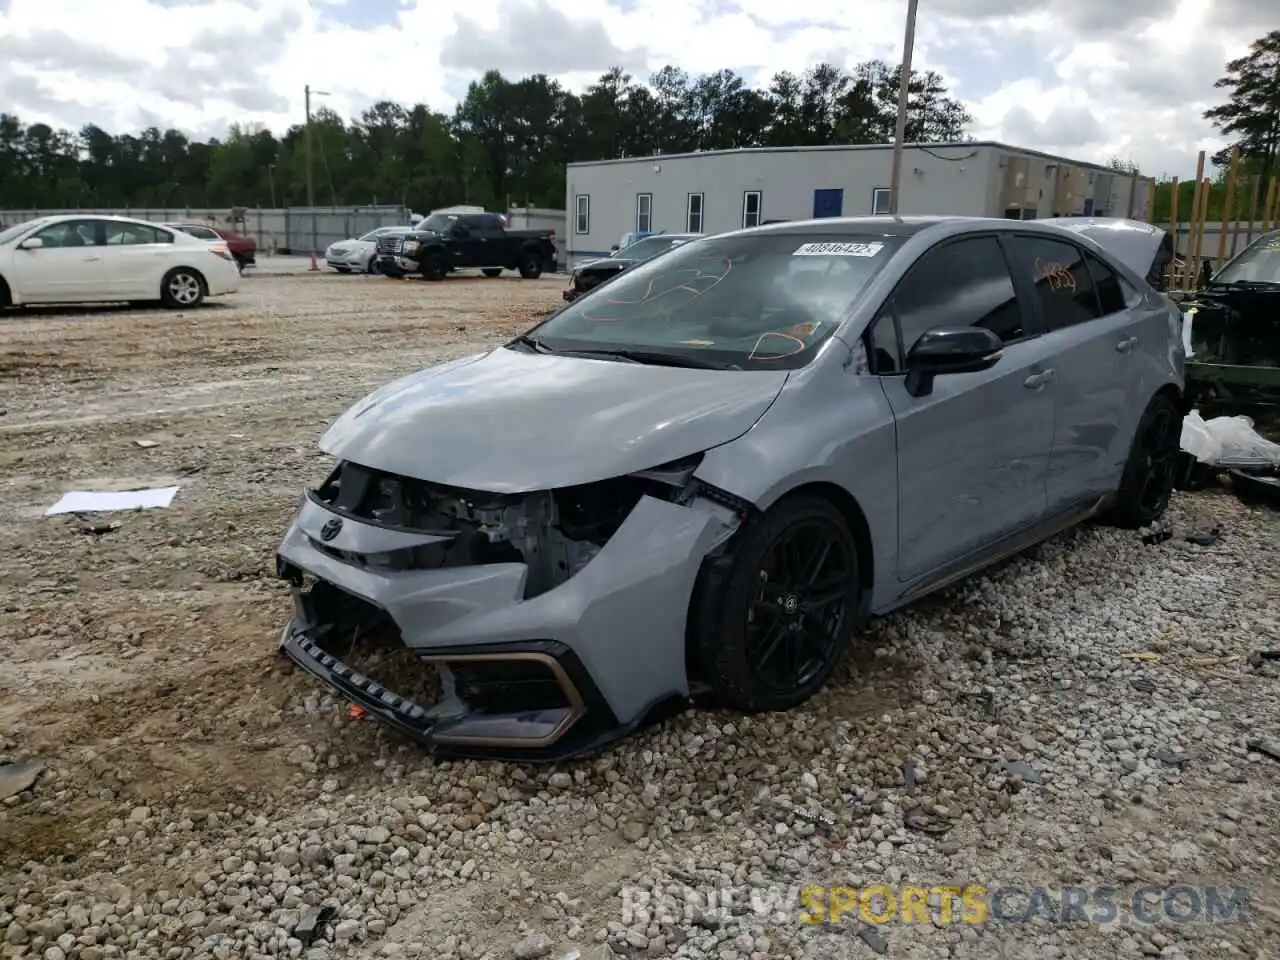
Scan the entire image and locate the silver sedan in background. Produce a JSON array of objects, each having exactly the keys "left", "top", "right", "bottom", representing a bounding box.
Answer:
[{"left": 326, "top": 226, "right": 411, "bottom": 273}]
